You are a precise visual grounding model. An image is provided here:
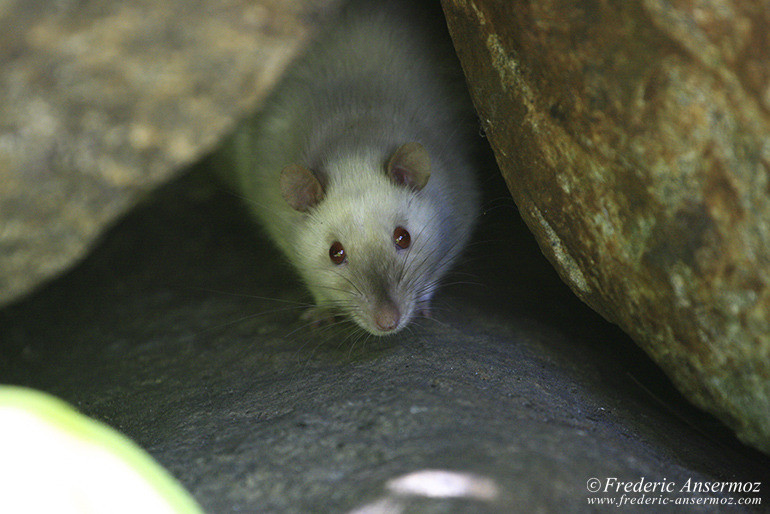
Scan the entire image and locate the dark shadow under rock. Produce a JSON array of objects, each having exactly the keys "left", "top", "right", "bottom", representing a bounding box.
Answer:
[{"left": 0, "top": 164, "right": 768, "bottom": 513}]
